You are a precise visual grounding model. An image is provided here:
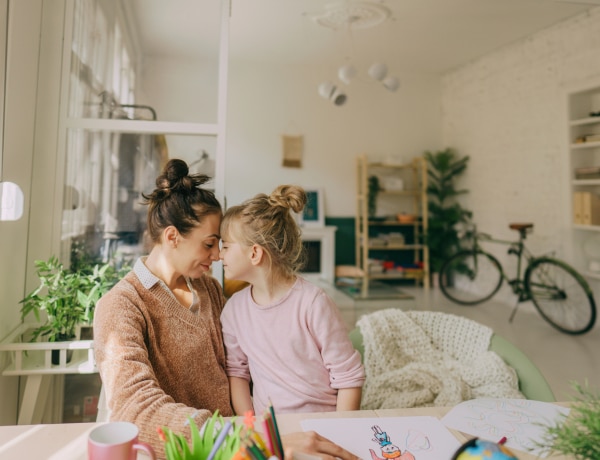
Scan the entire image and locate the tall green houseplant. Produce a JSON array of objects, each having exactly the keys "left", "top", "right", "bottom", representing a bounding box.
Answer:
[
  {"left": 424, "top": 148, "right": 473, "bottom": 273},
  {"left": 367, "top": 175, "right": 381, "bottom": 218}
]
